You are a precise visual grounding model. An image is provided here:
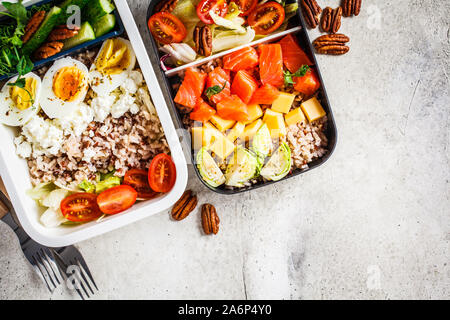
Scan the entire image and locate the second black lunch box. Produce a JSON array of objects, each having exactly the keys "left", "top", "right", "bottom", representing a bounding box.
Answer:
[{"left": 145, "top": 0, "right": 337, "bottom": 195}]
